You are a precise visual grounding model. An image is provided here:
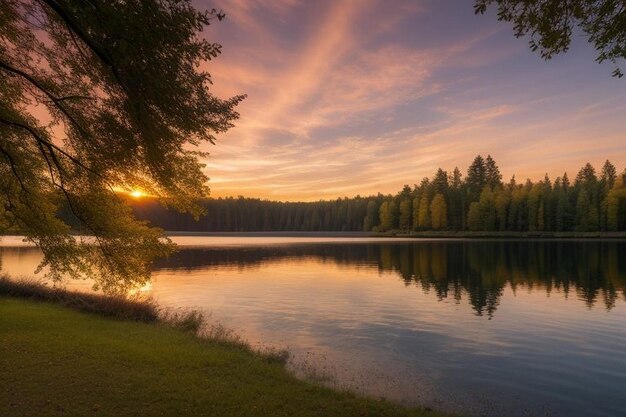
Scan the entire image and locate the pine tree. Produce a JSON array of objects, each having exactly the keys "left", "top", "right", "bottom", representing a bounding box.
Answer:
[
  {"left": 432, "top": 169, "right": 449, "bottom": 195},
  {"left": 576, "top": 189, "right": 592, "bottom": 232},
  {"left": 600, "top": 160, "right": 617, "bottom": 230},
  {"left": 495, "top": 189, "right": 510, "bottom": 231},
  {"left": 448, "top": 167, "right": 464, "bottom": 230},
  {"left": 467, "top": 202, "right": 481, "bottom": 231},
  {"left": 543, "top": 174, "right": 555, "bottom": 231},
  {"left": 467, "top": 155, "right": 487, "bottom": 199},
  {"left": 485, "top": 155, "right": 503, "bottom": 189},
  {"left": 478, "top": 187, "right": 497, "bottom": 231},
  {"left": 601, "top": 160, "right": 617, "bottom": 190},
  {"left": 527, "top": 183, "right": 543, "bottom": 231}
]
